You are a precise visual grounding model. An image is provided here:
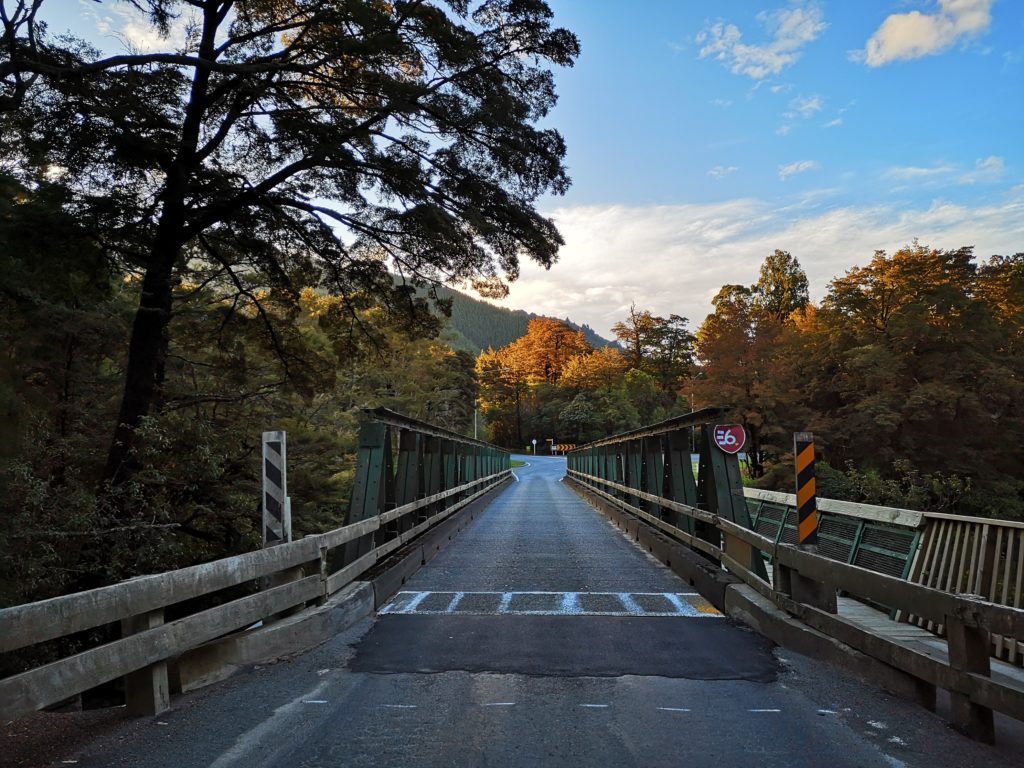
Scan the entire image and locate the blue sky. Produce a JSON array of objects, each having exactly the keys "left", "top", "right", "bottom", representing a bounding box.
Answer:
[{"left": 43, "top": 1, "right": 1024, "bottom": 335}]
